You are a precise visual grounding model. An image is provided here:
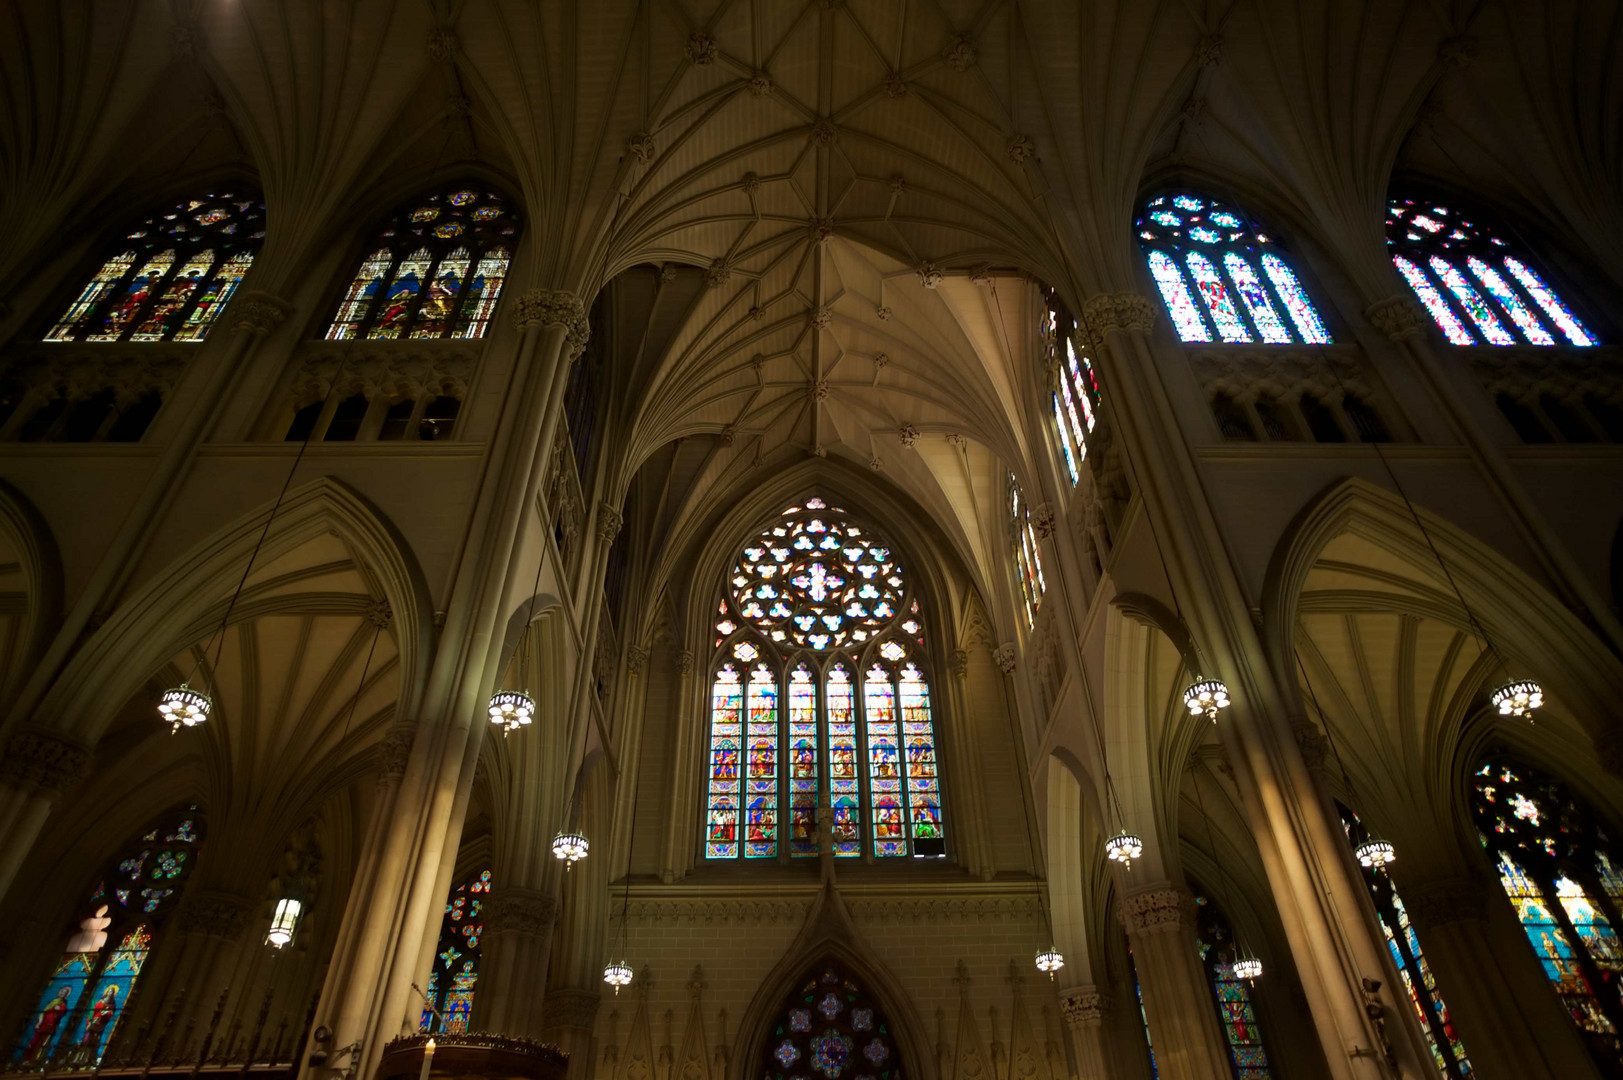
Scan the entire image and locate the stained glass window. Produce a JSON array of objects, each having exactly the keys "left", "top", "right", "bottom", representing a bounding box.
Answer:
[
  {"left": 45, "top": 194, "right": 264, "bottom": 343},
  {"left": 1387, "top": 198, "right": 1598, "bottom": 347},
  {"left": 1339, "top": 806, "right": 1470, "bottom": 1080},
  {"left": 1193, "top": 892, "right": 1272, "bottom": 1080},
  {"left": 324, "top": 187, "right": 518, "bottom": 341},
  {"left": 14, "top": 808, "right": 203, "bottom": 1067},
  {"left": 705, "top": 498, "right": 945, "bottom": 860},
  {"left": 420, "top": 868, "right": 491, "bottom": 1033},
  {"left": 1008, "top": 478, "right": 1045, "bottom": 629},
  {"left": 1129, "top": 945, "right": 1159, "bottom": 1079},
  {"left": 761, "top": 966, "right": 900, "bottom": 1080},
  {"left": 1472, "top": 757, "right": 1623, "bottom": 1068},
  {"left": 1042, "top": 295, "right": 1102, "bottom": 486},
  {"left": 1137, "top": 192, "right": 1334, "bottom": 345}
]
